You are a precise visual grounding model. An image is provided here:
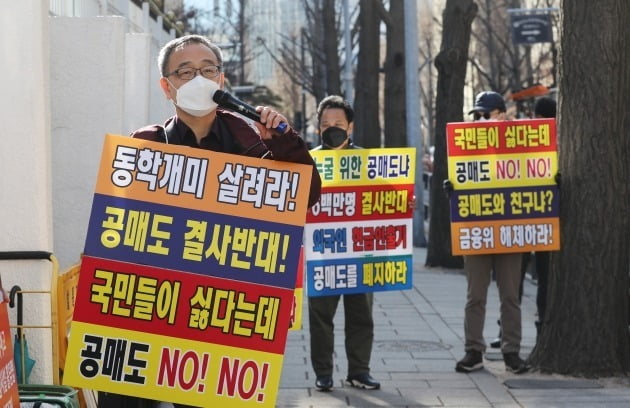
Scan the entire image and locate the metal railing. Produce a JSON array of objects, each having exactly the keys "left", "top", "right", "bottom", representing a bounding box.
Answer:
[{"left": 0, "top": 251, "right": 60, "bottom": 385}]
